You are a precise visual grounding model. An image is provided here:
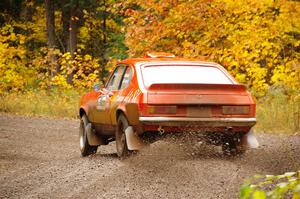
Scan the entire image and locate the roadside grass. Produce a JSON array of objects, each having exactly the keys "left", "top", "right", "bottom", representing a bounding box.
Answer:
[
  {"left": 0, "top": 89, "right": 299, "bottom": 134},
  {"left": 0, "top": 89, "right": 83, "bottom": 119},
  {"left": 255, "top": 90, "right": 300, "bottom": 134}
]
